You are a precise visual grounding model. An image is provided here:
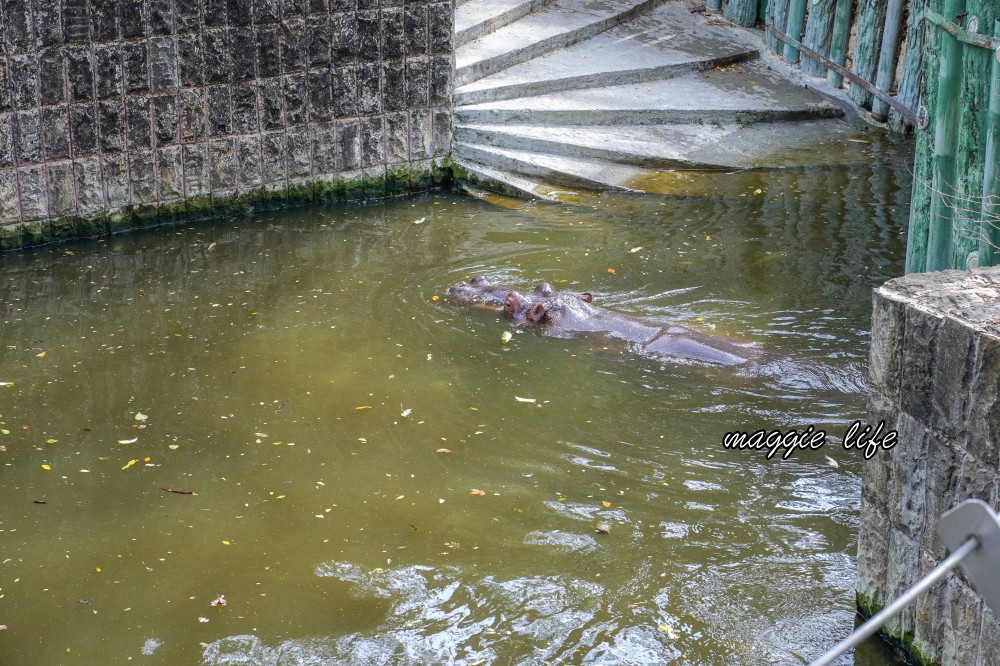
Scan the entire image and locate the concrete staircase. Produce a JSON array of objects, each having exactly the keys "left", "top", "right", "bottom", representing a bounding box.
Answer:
[{"left": 451, "top": 0, "right": 861, "bottom": 200}]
